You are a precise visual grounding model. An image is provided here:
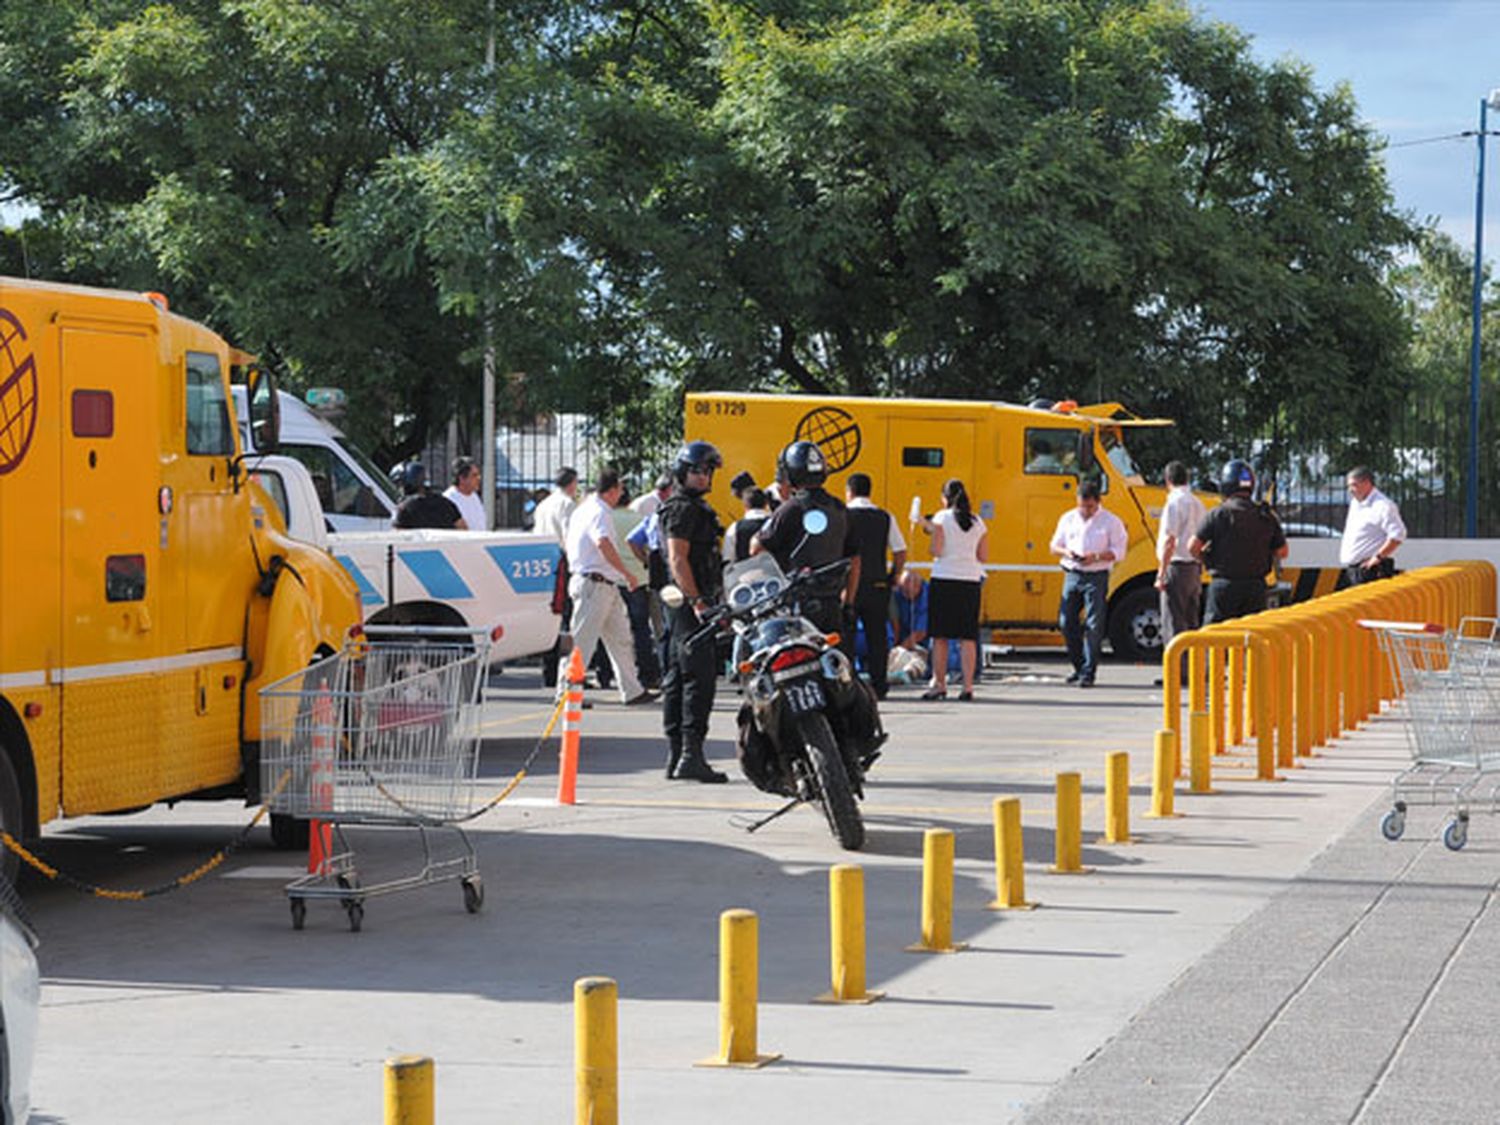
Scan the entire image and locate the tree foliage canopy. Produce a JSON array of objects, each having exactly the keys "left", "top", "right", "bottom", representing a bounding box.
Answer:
[{"left": 1, "top": 0, "right": 1417, "bottom": 468}]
